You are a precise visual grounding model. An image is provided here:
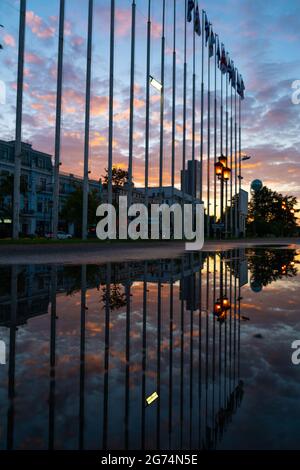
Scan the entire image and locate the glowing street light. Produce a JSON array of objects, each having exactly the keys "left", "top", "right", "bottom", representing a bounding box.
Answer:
[{"left": 149, "top": 75, "right": 162, "bottom": 92}]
